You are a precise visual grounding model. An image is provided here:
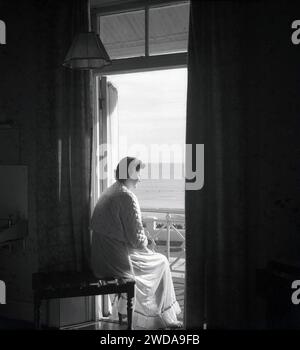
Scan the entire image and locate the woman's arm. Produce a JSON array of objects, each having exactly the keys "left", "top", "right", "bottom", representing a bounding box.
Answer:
[{"left": 119, "top": 192, "right": 148, "bottom": 249}]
